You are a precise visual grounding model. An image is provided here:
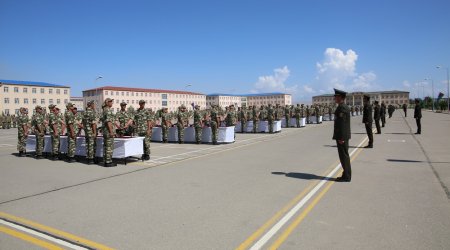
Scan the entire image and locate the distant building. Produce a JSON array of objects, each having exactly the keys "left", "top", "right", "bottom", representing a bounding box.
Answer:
[
  {"left": 206, "top": 93, "right": 292, "bottom": 108},
  {"left": 70, "top": 97, "right": 84, "bottom": 111},
  {"left": 0, "top": 79, "right": 71, "bottom": 115},
  {"left": 82, "top": 86, "right": 206, "bottom": 113},
  {"left": 312, "top": 91, "right": 410, "bottom": 106}
]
